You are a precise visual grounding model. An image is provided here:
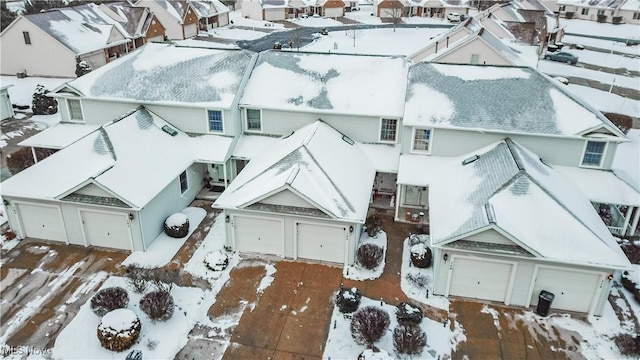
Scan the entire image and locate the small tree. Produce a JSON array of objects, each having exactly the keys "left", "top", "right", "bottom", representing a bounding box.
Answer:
[
  {"left": 289, "top": 26, "right": 304, "bottom": 51},
  {"left": 350, "top": 306, "right": 390, "bottom": 349},
  {"left": 32, "top": 84, "right": 58, "bottom": 115},
  {"left": 336, "top": 287, "right": 362, "bottom": 313},
  {"left": 393, "top": 324, "right": 427, "bottom": 356},
  {"left": 387, "top": 0, "right": 405, "bottom": 32},
  {"left": 75, "top": 60, "right": 93, "bottom": 77},
  {"left": 346, "top": 28, "right": 361, "bottom": 47}
]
